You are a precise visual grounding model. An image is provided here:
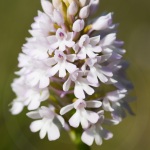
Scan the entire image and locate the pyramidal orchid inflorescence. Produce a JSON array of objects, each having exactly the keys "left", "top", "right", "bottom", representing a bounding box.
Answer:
[{"left": 10, "top": 0, "right": 134, "bottom": 148}]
